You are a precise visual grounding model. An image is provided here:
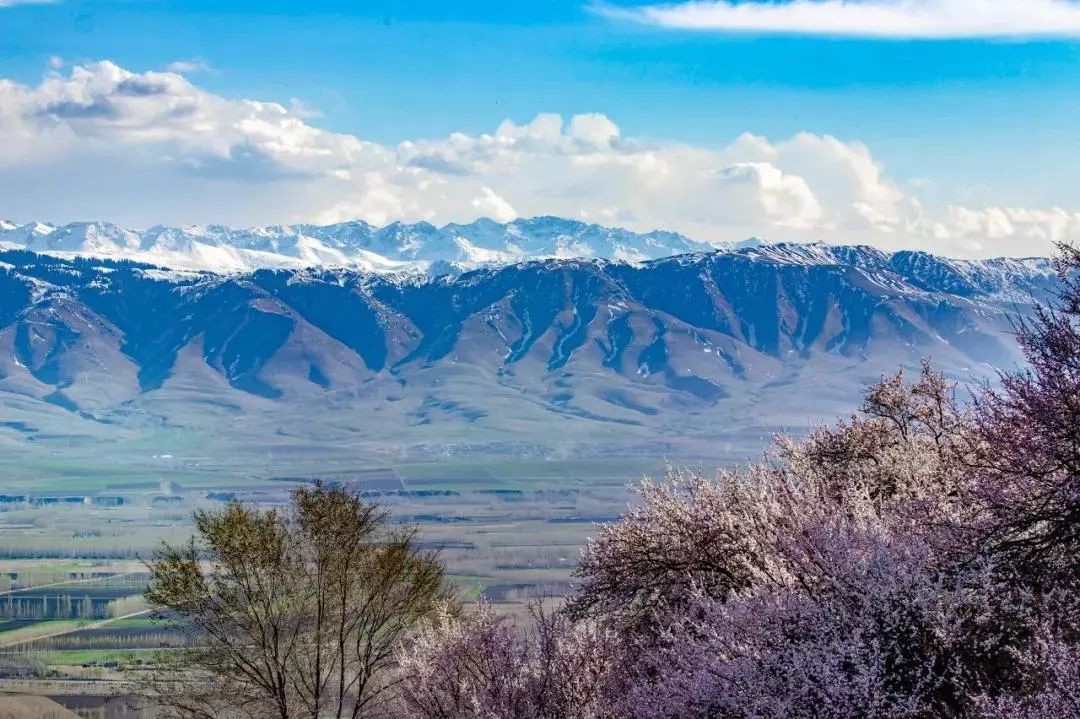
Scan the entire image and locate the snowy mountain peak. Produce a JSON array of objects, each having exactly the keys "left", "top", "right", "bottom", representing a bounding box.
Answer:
[
  {"left": 0, "top": 217, "right": 727, "bottom": 273},
  {"left": 0, "top": 217, "right": 1054, "bottom": 279},
  {"left": 0, "top": 220, "right": 56, "bottom": 247}
]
